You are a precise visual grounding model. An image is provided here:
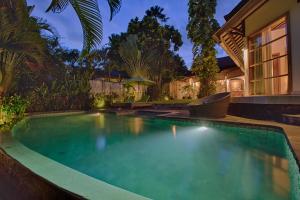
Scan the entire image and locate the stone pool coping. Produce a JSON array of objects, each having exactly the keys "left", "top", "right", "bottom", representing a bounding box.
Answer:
[
  {"left": 1, "top": 110, "right": 300, "bottom": 199},
  {"left": 0, "top": 112, "right": 149, "bottom": 200}
]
